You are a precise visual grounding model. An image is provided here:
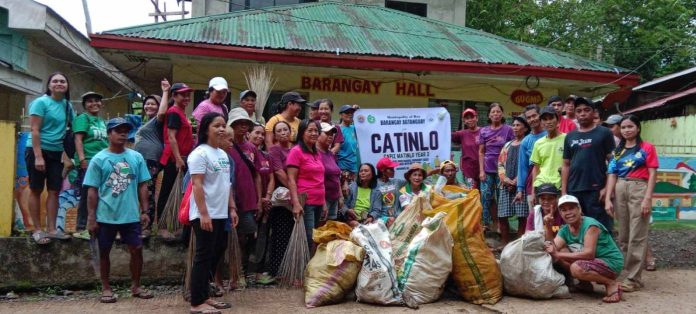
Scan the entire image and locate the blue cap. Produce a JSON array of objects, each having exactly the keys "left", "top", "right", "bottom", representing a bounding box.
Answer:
[
  {"left": 239, "top": 90, "right": 257, "bottom": 101},
  {"left": 107, "top": 117, "right": 134, "bottom": 132},
  {"left": 339, "top": 104, "right": 356, "bottom": 113}
]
